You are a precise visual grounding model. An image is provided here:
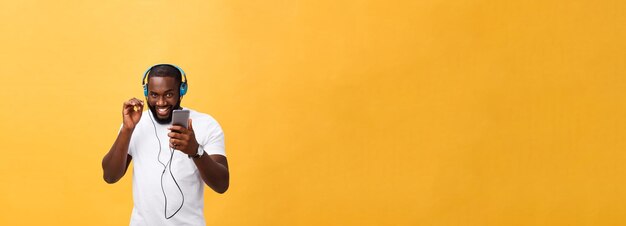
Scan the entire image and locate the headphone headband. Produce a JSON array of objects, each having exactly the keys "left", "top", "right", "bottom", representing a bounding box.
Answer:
[{"left": 142, "top": 63, "right": 188, "bottom": 97}]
